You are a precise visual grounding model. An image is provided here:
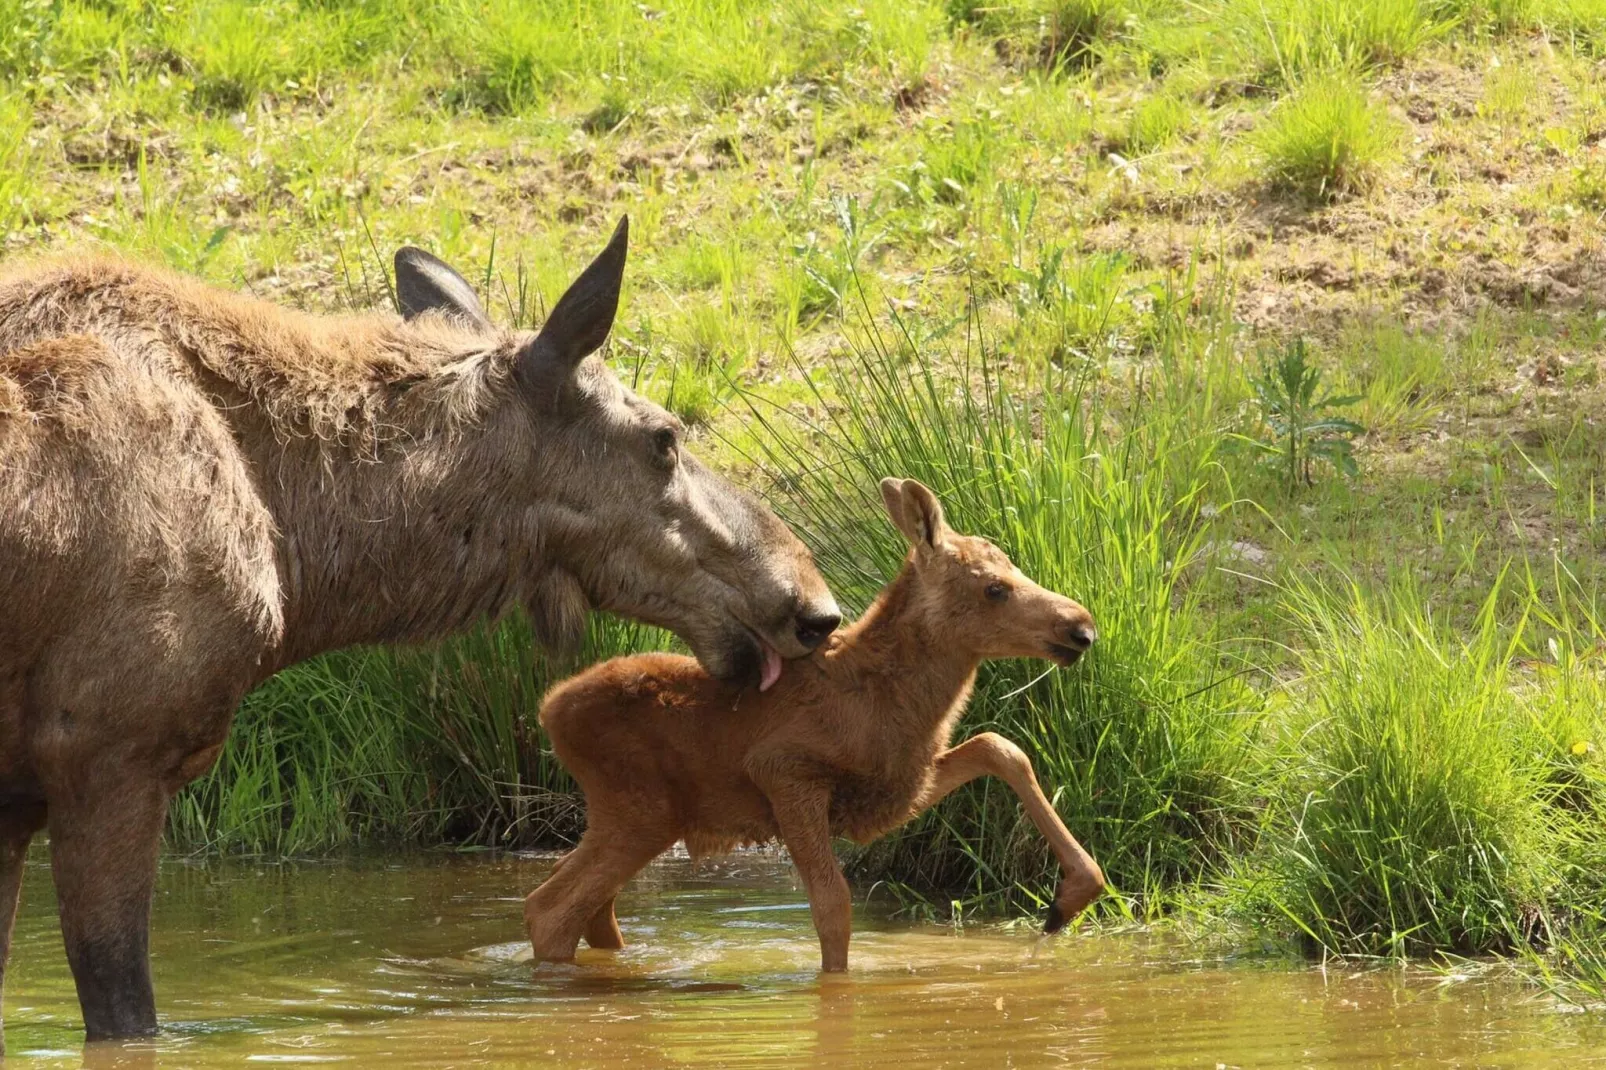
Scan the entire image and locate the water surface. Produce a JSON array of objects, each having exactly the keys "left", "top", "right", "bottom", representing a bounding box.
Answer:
[{"left": 5, "top": 851, "right": 1604, "bottom": 1067}]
